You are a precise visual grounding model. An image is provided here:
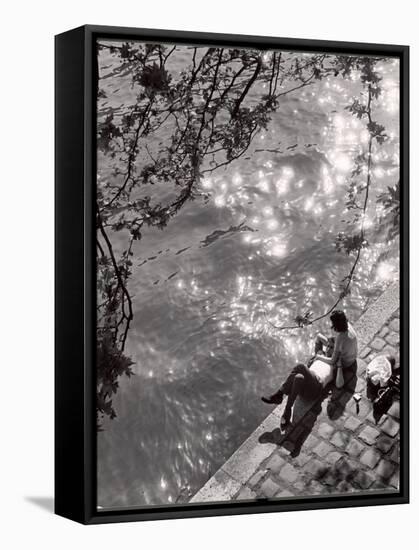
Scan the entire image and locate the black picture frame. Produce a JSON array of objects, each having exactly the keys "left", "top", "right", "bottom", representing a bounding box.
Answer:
[{"left": 55, "top": 24, "right": 409, "bottom": 524}]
